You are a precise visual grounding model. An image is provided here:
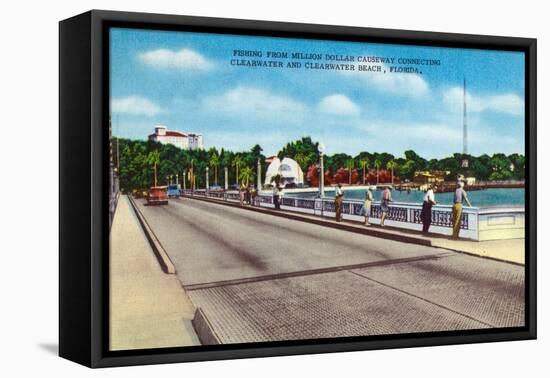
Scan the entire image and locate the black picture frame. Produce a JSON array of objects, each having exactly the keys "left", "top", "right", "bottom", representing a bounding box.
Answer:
[{"left": 59, "top": 9, "right": 537, "bottom": 368}]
